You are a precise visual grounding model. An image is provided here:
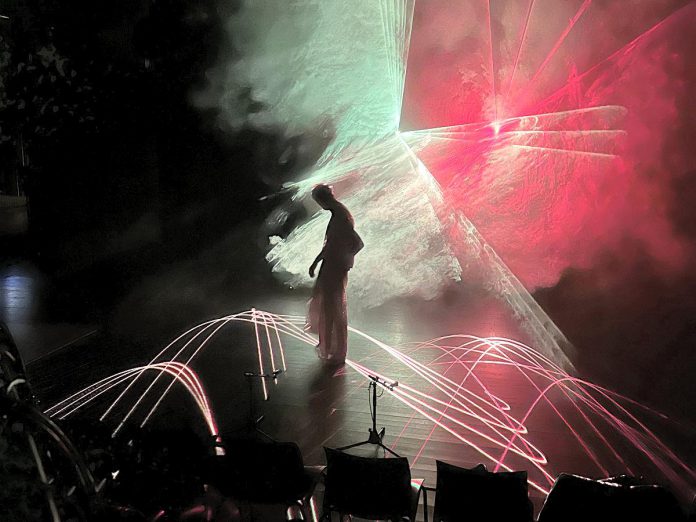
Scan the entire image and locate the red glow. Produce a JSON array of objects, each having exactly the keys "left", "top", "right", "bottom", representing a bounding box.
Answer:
[{"left": 401, "top": 0, "right": 695, "bottom": 289}]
